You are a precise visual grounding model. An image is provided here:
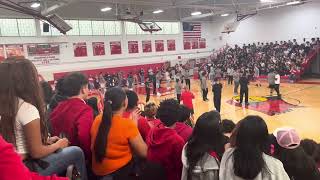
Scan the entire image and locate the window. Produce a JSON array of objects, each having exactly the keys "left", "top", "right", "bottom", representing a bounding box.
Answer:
[
  {"left": 0, "top": 19, "right": 19, "bottom": 36},
  {"left": 79, "top": 20, "right": 92, "bottom": 35},
  {"left": 66, "top": 20, "right": 80, "bottom": 35},
  {"left": 17, "top": 19, "right": 36, "bottom": 36},
  {"left": 92, "top": 21, "right": 104, "bottom": 35}
]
